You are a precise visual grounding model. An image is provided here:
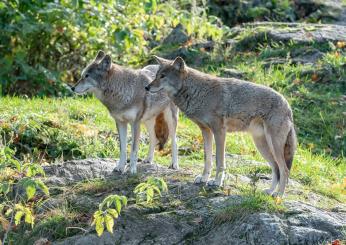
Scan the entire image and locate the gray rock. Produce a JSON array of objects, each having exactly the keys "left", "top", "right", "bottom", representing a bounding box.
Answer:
[
  {"left": 162, "top": 24, "right": 189, "bottom": 46},
  {"left": 44, "top": 158, "right": 117, "bottom": 185},
  {"left": 294, "top": 0, "right": 343, "bottom": 21},
  {"left": 232, "top": 22, "right": 346, "bottom": 51},
  {"left": 45, "top": 159, "right": 345, "bottom": 245},
  {"left": 220, "top": 68, "right": 246, "bottom": 79}
]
